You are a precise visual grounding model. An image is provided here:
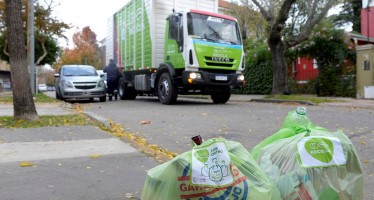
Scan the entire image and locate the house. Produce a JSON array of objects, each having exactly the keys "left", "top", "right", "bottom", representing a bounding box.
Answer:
[
  {"left": 0, "top": 61, "right": 11, "bottom": 92},
  {"left": 353, "top": 0, "right": 374, "bottom": 98}
]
